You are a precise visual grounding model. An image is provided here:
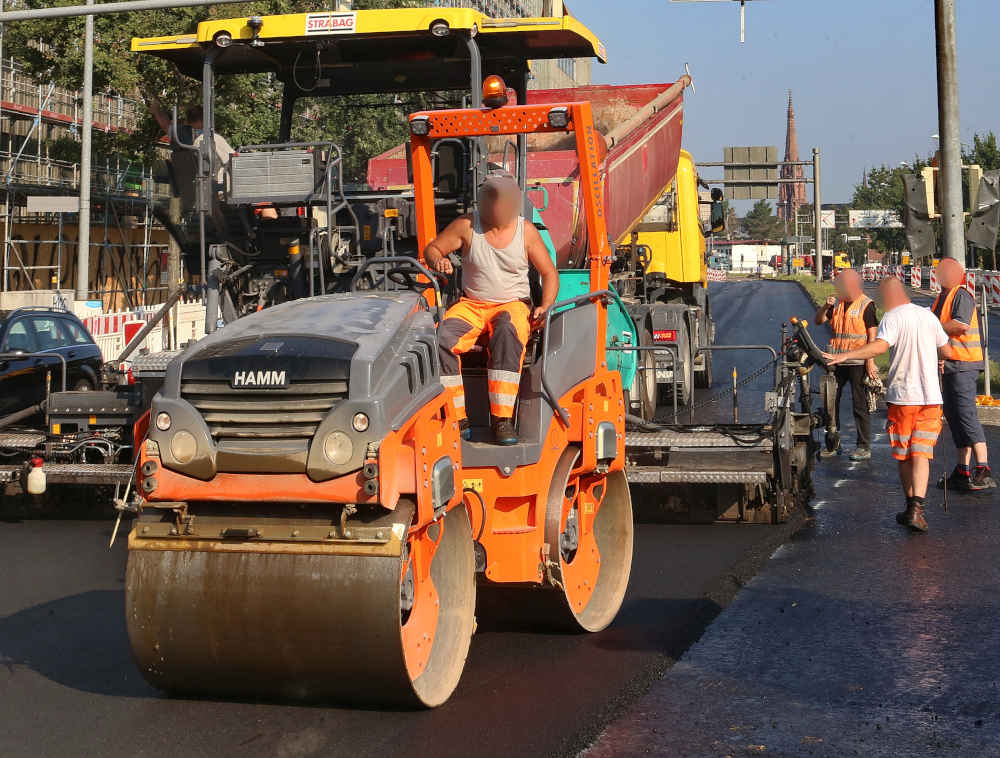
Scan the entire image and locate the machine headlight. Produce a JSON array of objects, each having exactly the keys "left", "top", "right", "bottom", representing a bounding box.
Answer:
[
  {"left": 352, "top": 412, "right": 370, "bottom": 432},
  {"left": 430, "top": 20, "right": 450, "bottom": 37},
  {"left": 214, "top": 31, "right": 232, "bottom": 48},
  {"left": 323, "top": 431, "right": 354, "bottom": 466},
  {"left": 547, "top": 107, "right": 570, "bottom": 129},
  {"left": 170, "top": 430, "right": 197, "bottom": 464},
  {"left": 155, "top": 412, "right": 171, "bottom": 431},
  {"left": 409, "top": 116, "right": 430, "bottom": 136}
]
